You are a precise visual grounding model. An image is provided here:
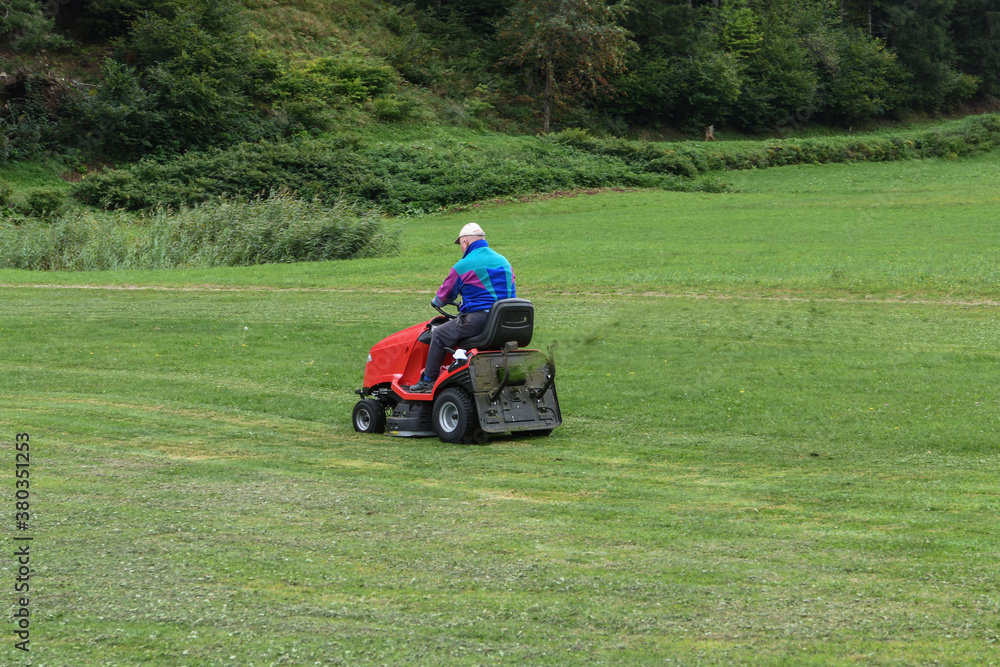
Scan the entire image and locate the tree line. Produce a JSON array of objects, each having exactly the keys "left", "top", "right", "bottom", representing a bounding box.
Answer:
[
  {"left": 1, "top": 0, "right": 997, "bottom": 165},
  {"left": 423, "top": 0, "right": 997, "bottom": 132}
]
